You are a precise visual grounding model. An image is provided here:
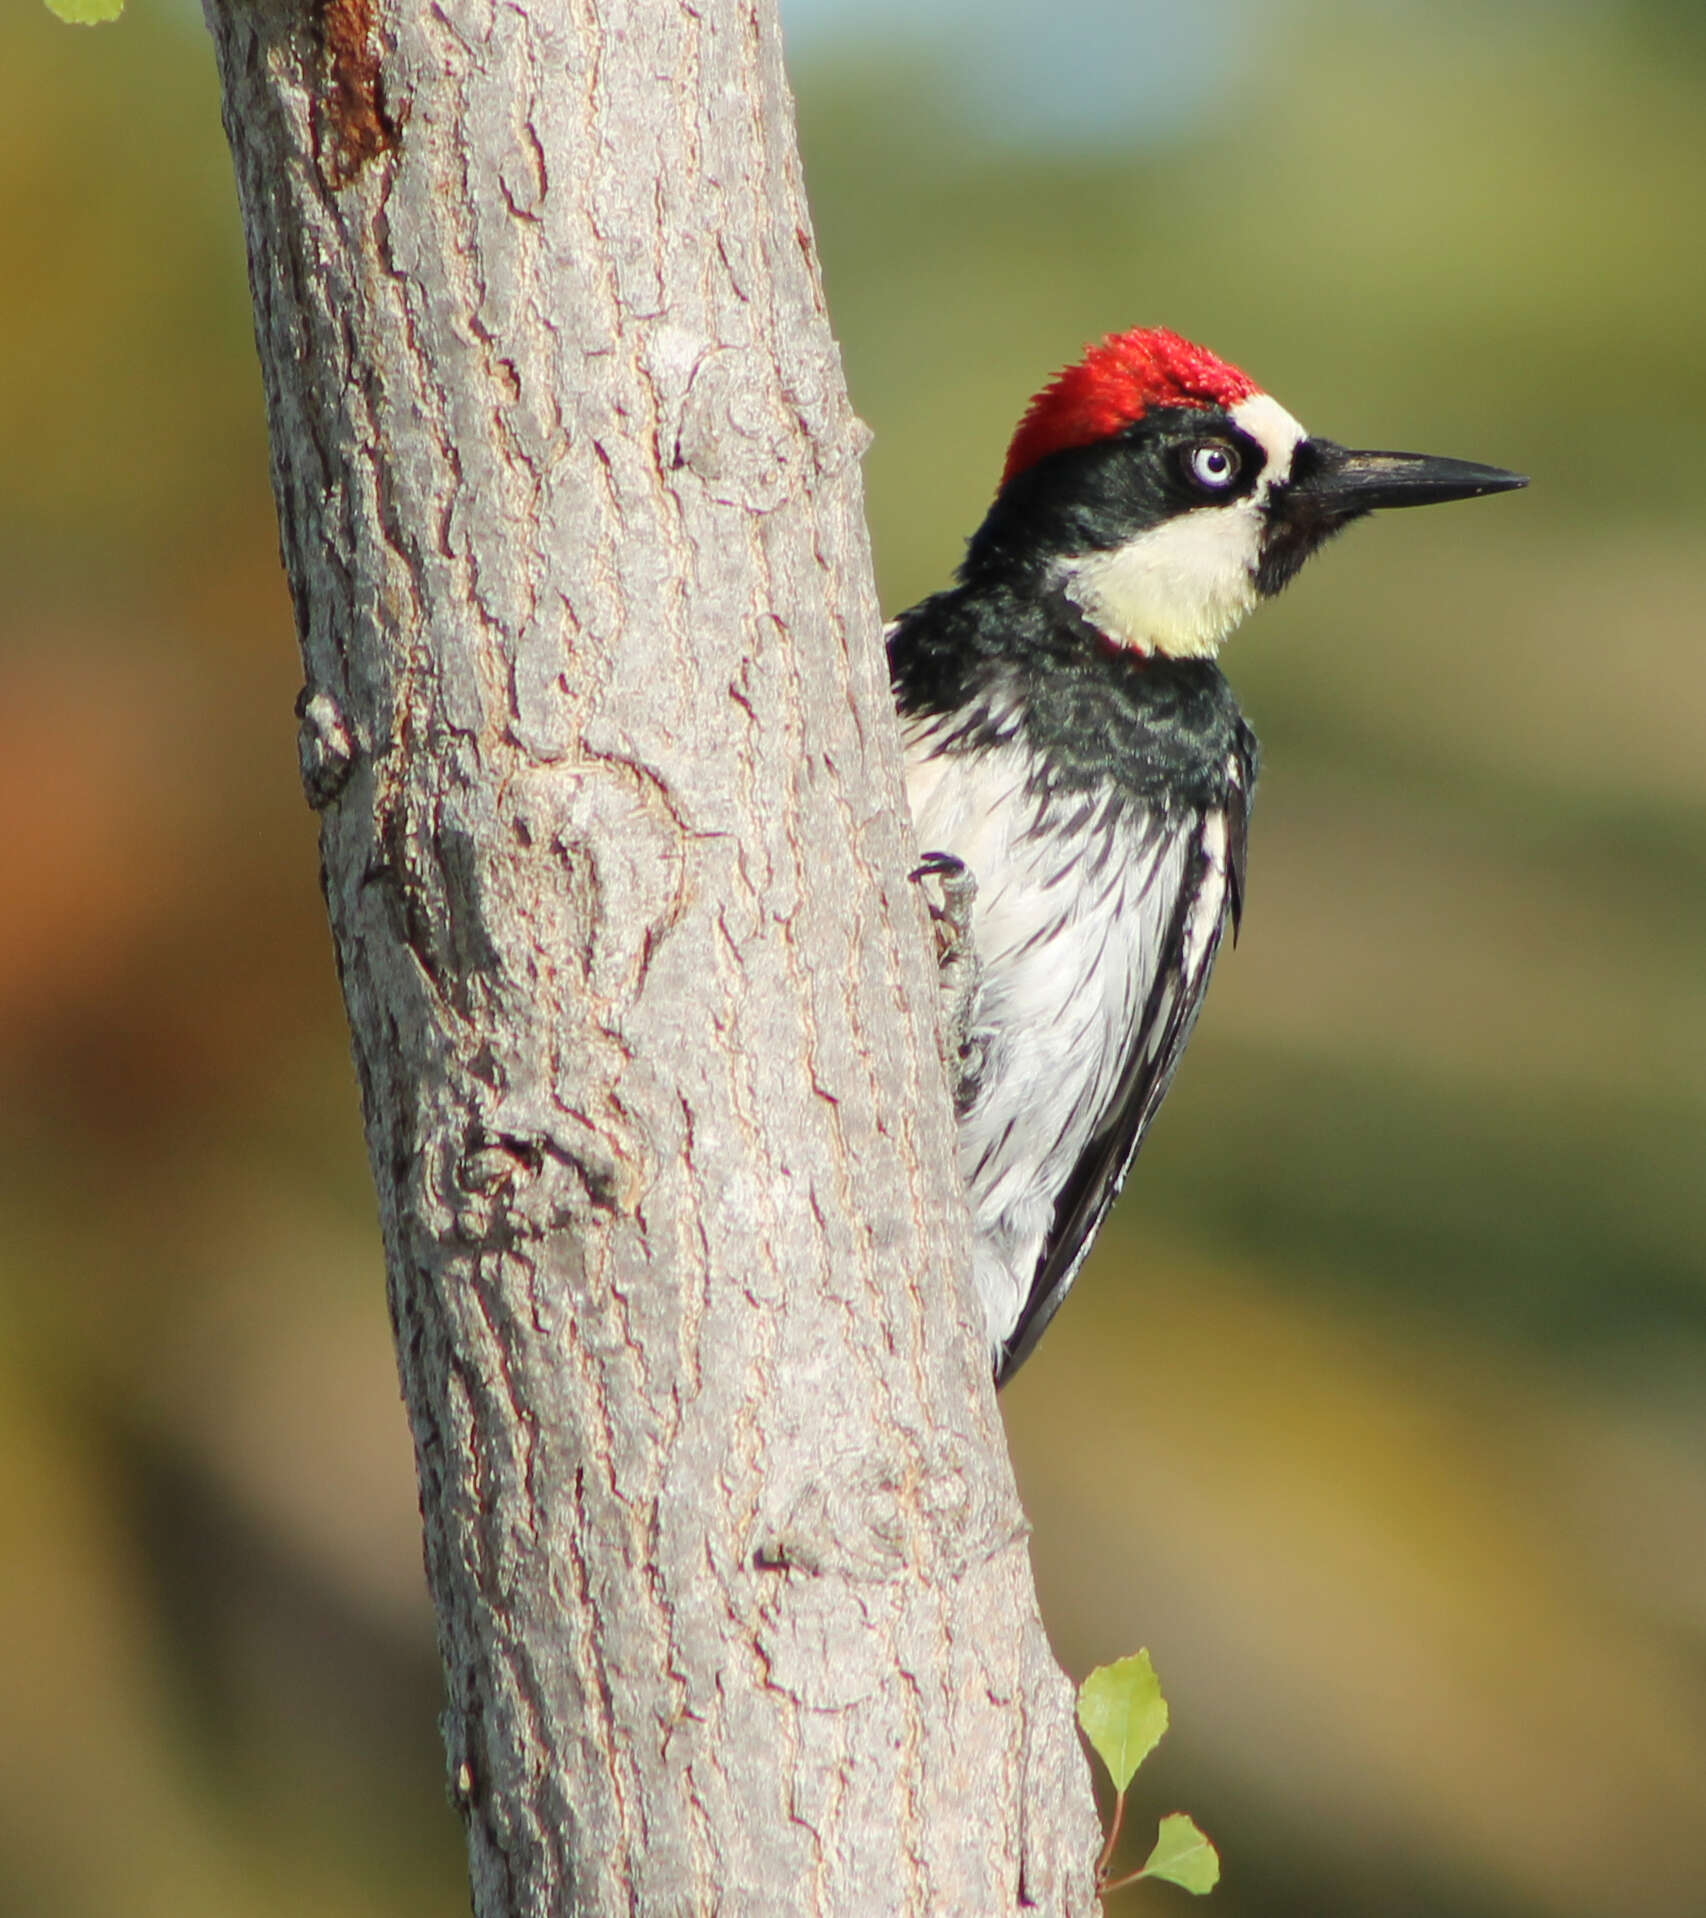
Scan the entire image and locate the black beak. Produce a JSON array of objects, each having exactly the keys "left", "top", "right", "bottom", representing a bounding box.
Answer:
[
  {"left": 1289, "top": 439, "right": 1530, "bottom": 512},
  {"left": 1258, "top": 438, "right": 1527, "bottom": 597}
]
